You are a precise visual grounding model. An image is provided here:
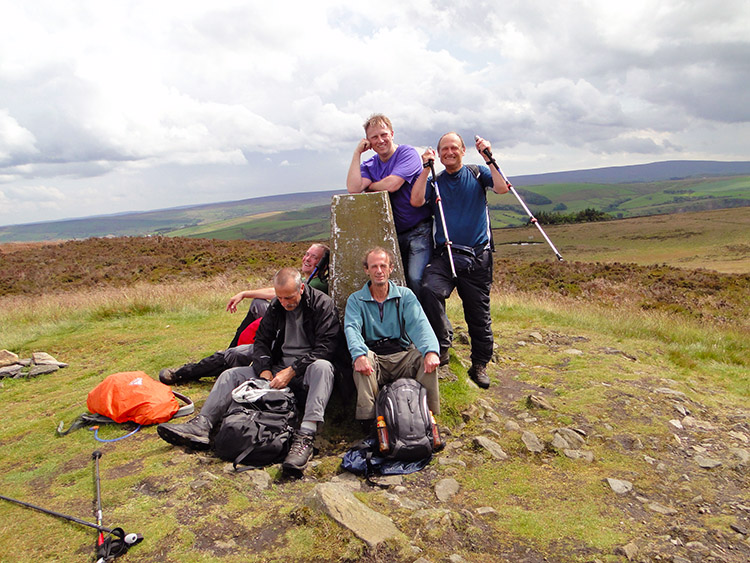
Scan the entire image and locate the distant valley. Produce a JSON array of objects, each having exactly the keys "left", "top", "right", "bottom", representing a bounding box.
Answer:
[{"left": 1, "top": 159, "right": 748, "bottom": 243}]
